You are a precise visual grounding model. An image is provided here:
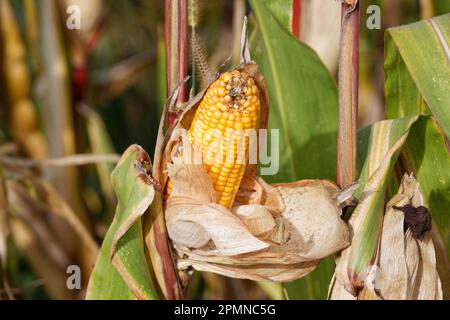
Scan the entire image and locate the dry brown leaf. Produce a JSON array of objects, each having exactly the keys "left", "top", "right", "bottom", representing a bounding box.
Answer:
[
  {"left": 379, "top": 174, "right": 442, "bottom": 300},
  {"left": 6, "top": 178, "right": 98, "bottom": 299}
]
